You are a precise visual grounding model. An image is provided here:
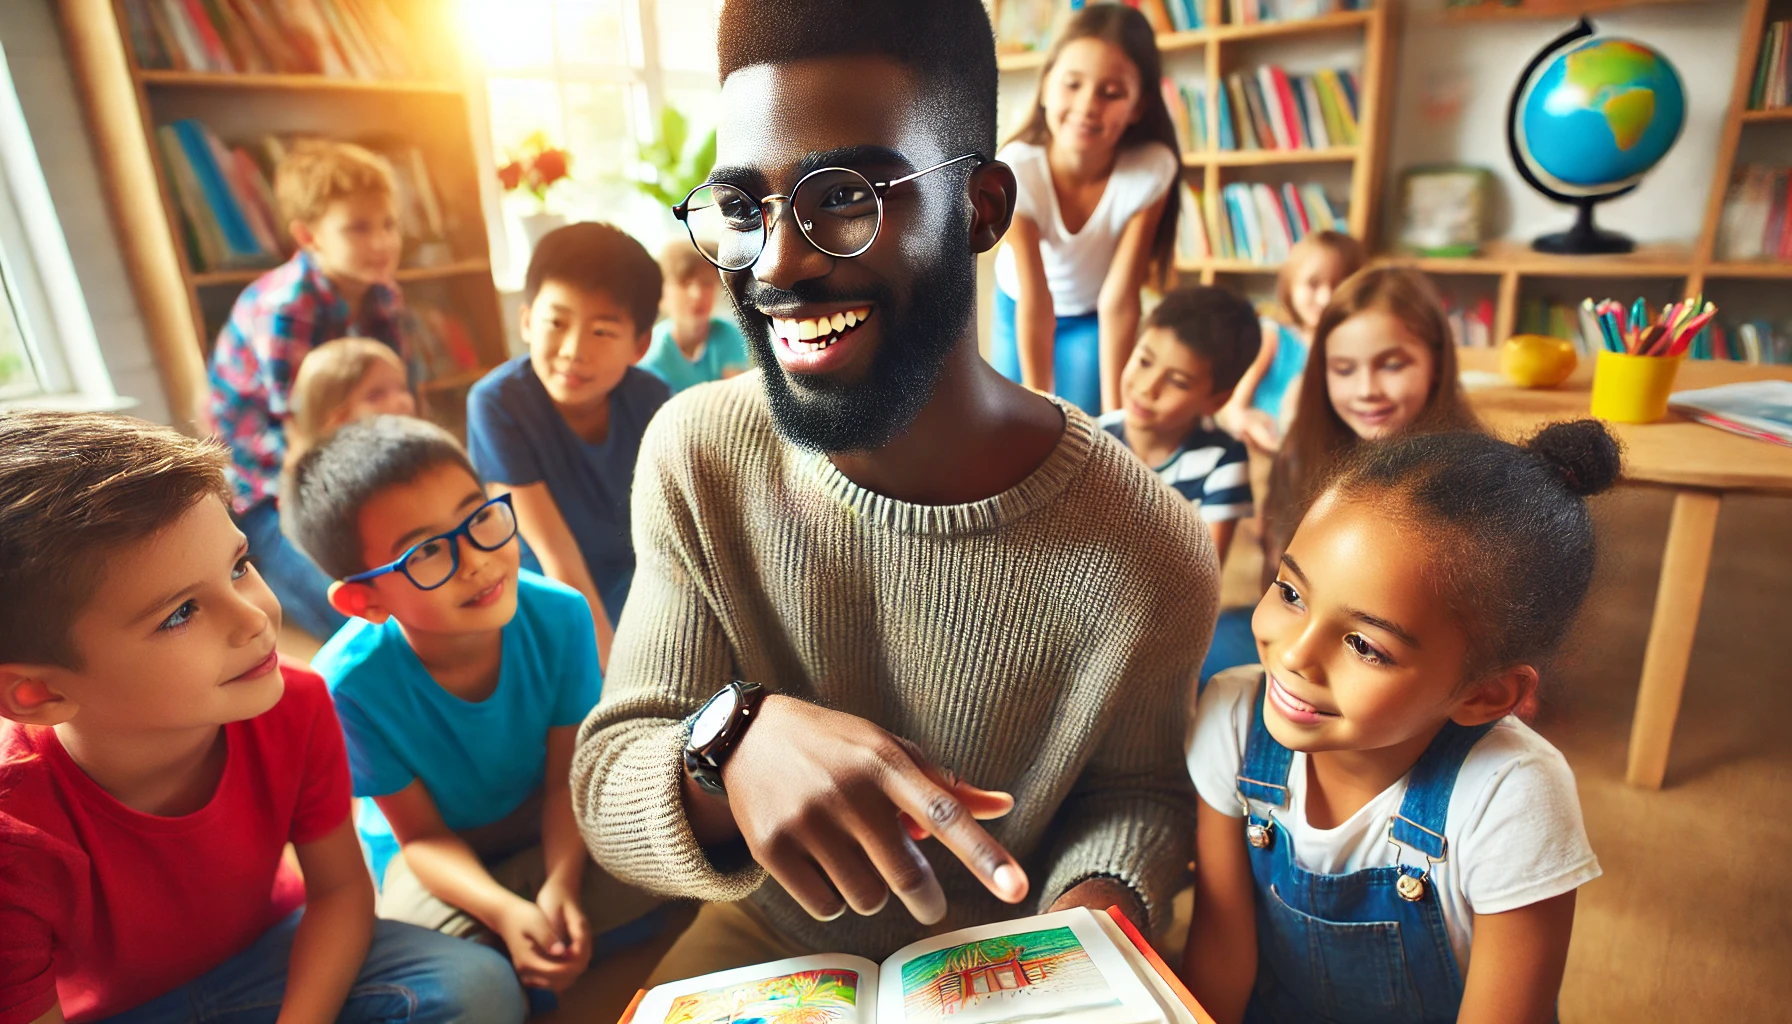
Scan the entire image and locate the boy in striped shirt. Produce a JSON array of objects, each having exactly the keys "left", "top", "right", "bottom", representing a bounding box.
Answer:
[{"left": 1100, "top": 286, "right": 1260, "bottom": 562}]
